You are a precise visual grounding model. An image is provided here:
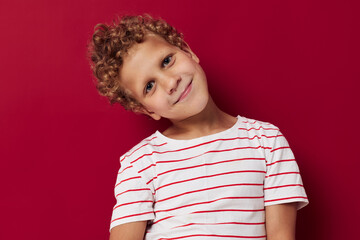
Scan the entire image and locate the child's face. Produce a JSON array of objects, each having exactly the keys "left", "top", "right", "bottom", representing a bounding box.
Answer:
[{"left": 119, "top": 34, "right": 209, "bottom": 121}]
